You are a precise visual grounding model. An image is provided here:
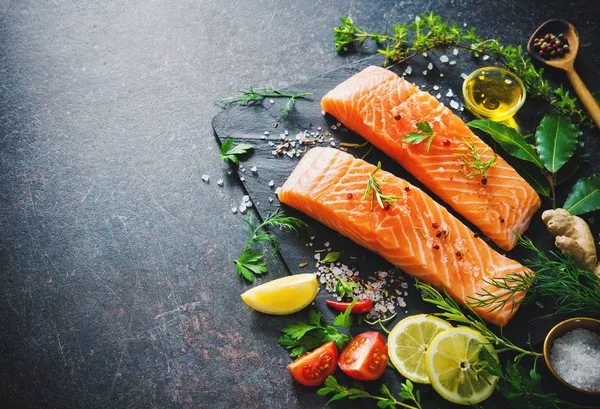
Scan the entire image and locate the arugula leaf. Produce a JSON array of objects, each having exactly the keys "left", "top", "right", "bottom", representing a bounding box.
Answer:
[
  {"left": 535, "top": 113, "right": 578, "bottom": 173},
  {"left": 219, "top": 139, "right": 254, "bottom": 165},
  {"left": 468, "top": 120, "right": 543, "bottom": 168},
  {"left": 563, "top": 173, "right": 600, "bottom": 215},
  {"left": 335, "top": 276, "right": 360, "bottom": 298},
  {"left": 234, "top": 251, "right": 267, "bottom": 282},
  {"left": 321, "top": 251, "right": 341, "bottom": 263},
  {"left": 402, "top": 121, "right": 436, "bottom": 151}
]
